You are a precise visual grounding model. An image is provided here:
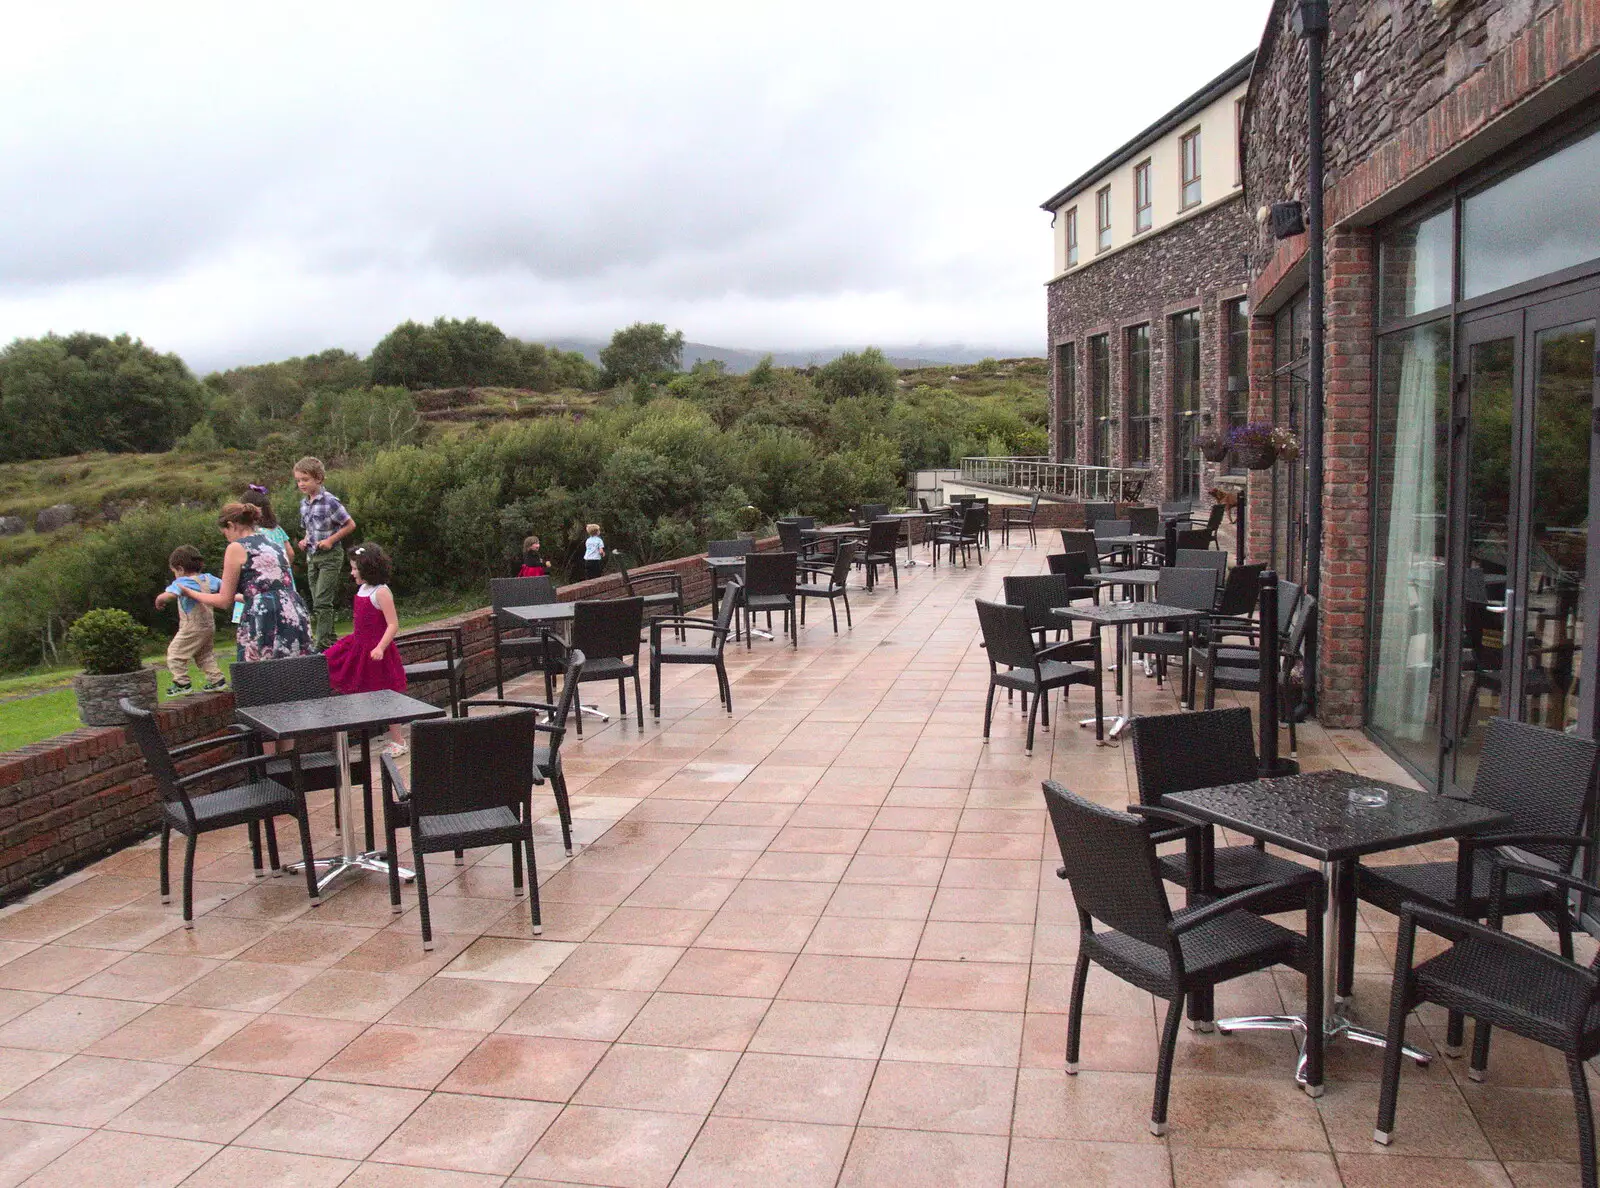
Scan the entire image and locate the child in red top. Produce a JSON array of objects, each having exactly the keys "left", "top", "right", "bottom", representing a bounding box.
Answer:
[
  {"left": 323, "top": 543, "right": 409, "bottom": 753},
  {"left": 517, "top": 534, "right": 548, "bottom": 578}
]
